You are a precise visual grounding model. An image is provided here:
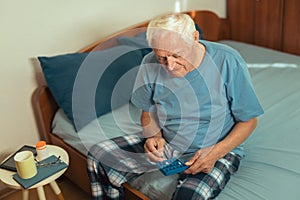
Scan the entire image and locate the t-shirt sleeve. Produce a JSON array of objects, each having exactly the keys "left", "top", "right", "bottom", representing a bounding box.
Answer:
[
  {"left": 226, "top": 53, "right": 264, "bottom": 122},
  {"left": 131, "top": 56, "right": 155, "bottom": 112}
]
